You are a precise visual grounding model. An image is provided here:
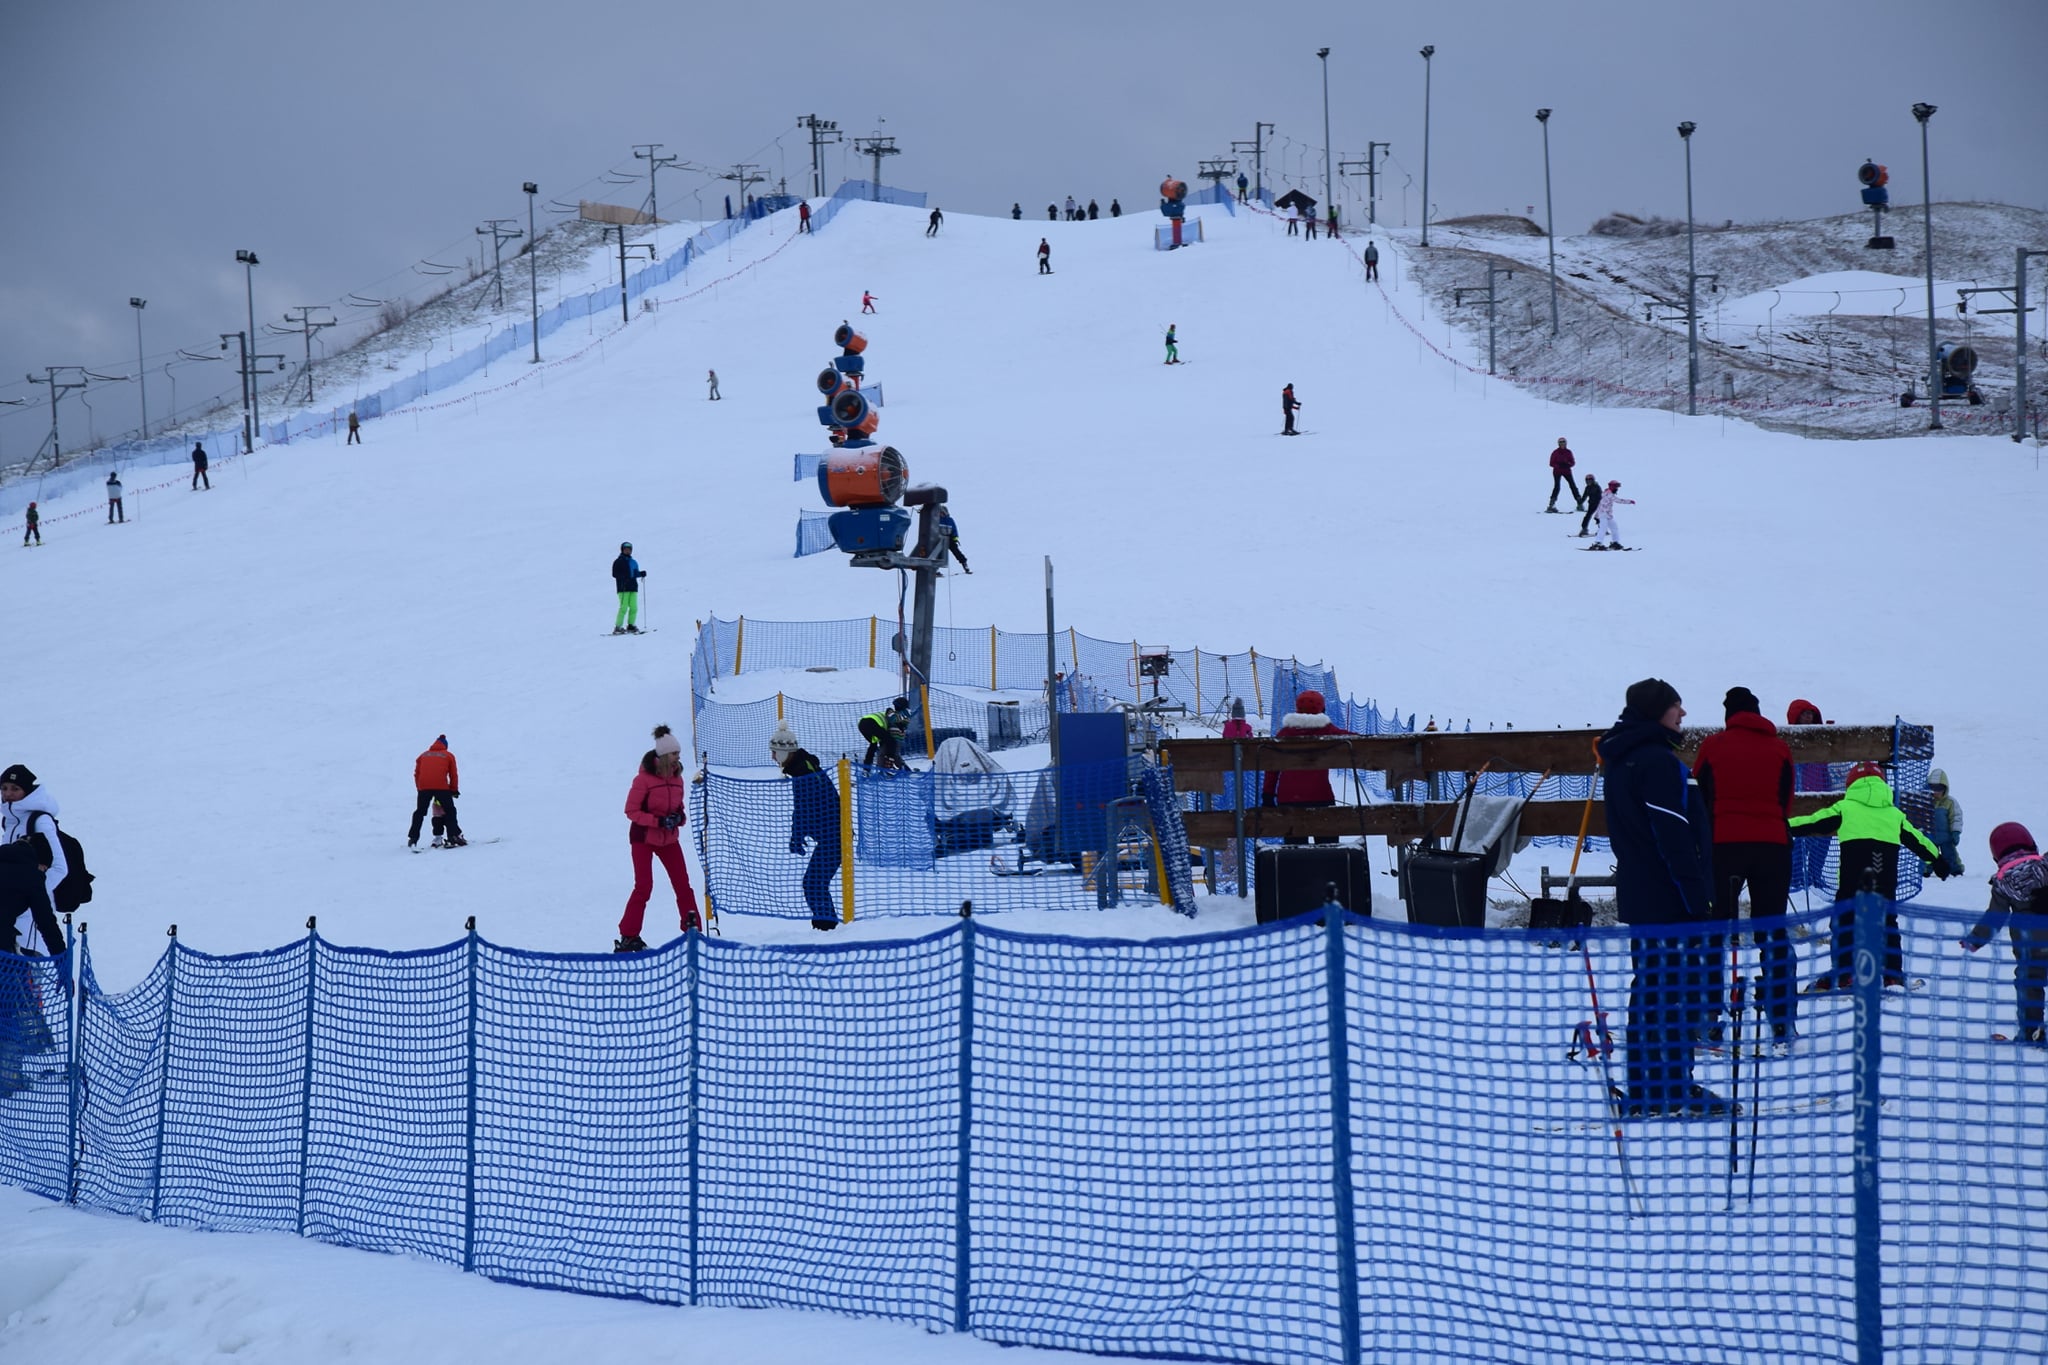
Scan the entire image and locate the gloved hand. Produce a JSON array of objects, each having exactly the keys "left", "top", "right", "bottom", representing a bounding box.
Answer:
[
  {"left": 660, "top": 812, "right": 683, "bottom": 831},
  {"left": 449, "top": 790, "right": 460, "bottom": 800},
  {"left": 1960, "top": 938, "right": 1983, "bottom": 953},
  {"left": 1929, "top": 862, "right": 1951, "bottom": 880},
  {"left": 637, "top": 570, "right": 647, "bottom": 579},
  {"left": 789, "top": 835, "right": 809, "bottom": 855}
]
